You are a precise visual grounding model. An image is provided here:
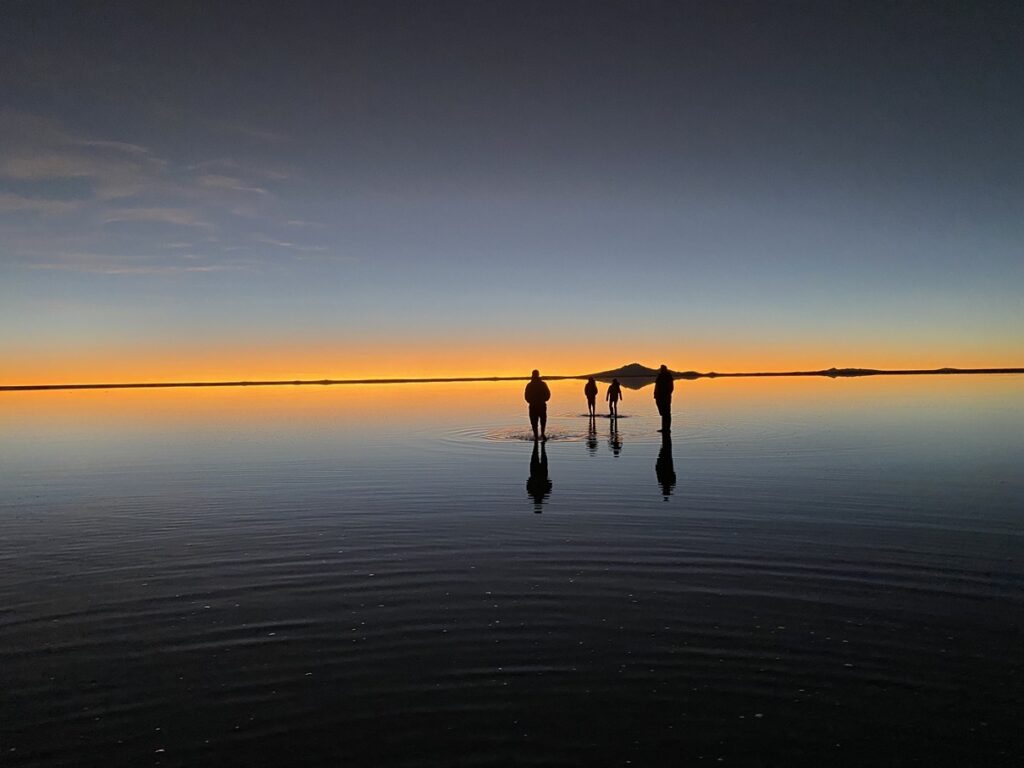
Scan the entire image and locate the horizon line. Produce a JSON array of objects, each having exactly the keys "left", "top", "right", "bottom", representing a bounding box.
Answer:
[{"left": 2, "top": 366, "right": 1022, "bottom": 392}]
